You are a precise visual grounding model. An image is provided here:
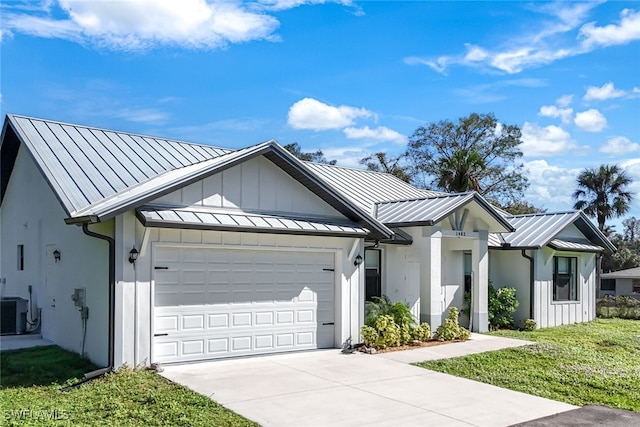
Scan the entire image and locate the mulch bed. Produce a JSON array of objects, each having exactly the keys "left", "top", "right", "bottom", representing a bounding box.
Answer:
[{"left": 358, "top": 339, "right": 465, "bottom": 354}]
